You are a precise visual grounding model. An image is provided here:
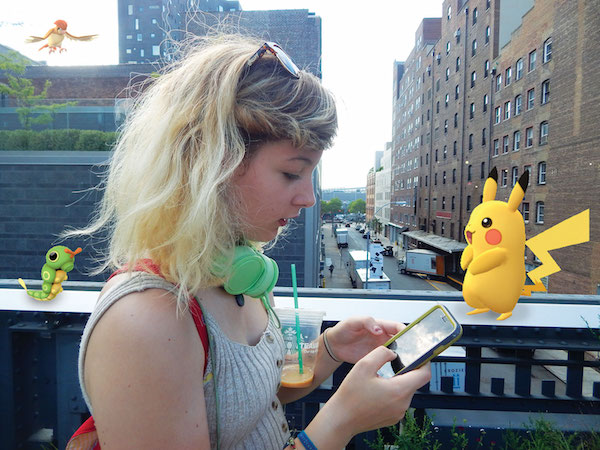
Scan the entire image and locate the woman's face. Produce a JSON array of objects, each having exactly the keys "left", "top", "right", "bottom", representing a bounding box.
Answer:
[{"left": 232, "top": 140, "right": 322, "bottom": 242}]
